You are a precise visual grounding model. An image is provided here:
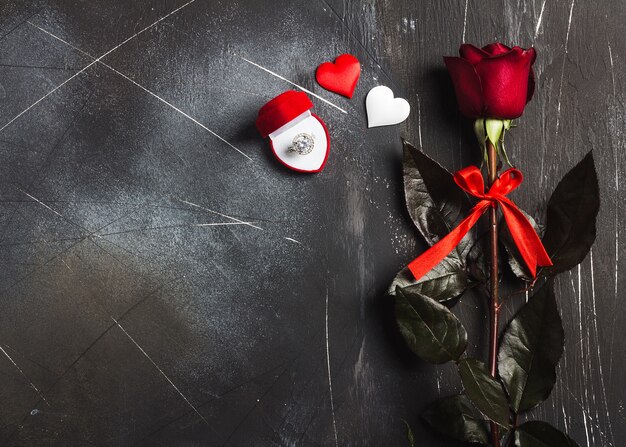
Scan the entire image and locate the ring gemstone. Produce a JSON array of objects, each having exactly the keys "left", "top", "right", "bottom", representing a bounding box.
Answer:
[{"left": 288, "top": 133, "right": 315, "bottom": 155}]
